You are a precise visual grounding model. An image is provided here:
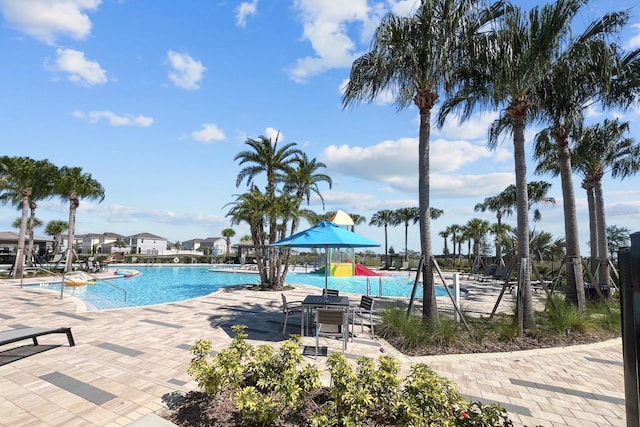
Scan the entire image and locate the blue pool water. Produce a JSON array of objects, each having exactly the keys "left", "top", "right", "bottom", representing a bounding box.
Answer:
[{"left": 28, "top": 266, "right": 452, "bottom": 311}]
